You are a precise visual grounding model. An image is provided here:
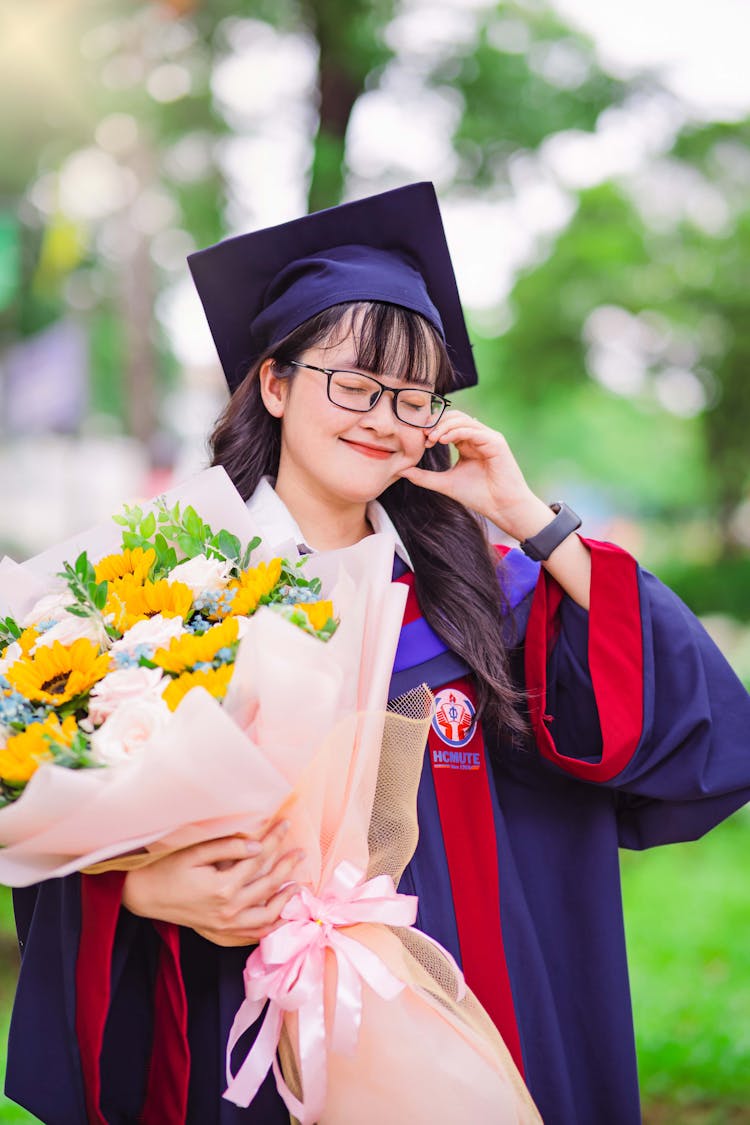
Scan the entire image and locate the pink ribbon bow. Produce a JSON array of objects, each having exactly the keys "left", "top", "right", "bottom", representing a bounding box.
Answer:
[{"left": 223, "top": 860, "right": 419, "bottom": 1125}]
